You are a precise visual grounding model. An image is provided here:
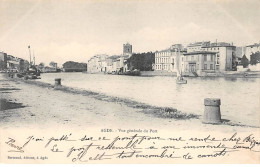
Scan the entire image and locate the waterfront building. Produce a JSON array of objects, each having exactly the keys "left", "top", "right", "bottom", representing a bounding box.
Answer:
[
  {"left": 201, "top": 42, "right": 235, "bottom": 71},
  {"left": 245, "top": 43, "right": 260, "bottom": 60},
  {"left": 87, "top": 56, "right": 98, "bottom": 73},
  {"left": 0, "top": 52, "right": 7, "bottom": 70},
  {"left": 0, "top": 52, "right": 30, "bottom": 72},
  {"left": 87, "top": 43, "right": 133, "bottom": 74},
  {"left": 116, "top": 55, "right": 128, "bottom": 73},
  {"left": 41, "top": 66, "right": 57, "bottom": 73},
  {"left": 123, "top": 43, "right": 132, "bottom": 57},
  {"left": 112, "top": 58, "right": 117, "bottom": 73},
  {"left": 182, "top": 51, "right": 217, "bottom": 76},
  {"left": 236, "top": 46, "right": 246, "bottom": 58},
  {"left": 105, "top": 58, "right": 113, "bottom": 73},
  {"left": 155, "top": 44, "right": 185, "bottom": 72},
  {"left": 187, "top": 41, "right": 210, "bottom": 53},
  {"left": 87, "top": 54, "right": 109, "bottom": 73},
  {"left": 6, "top": 55, "right": 20, "bottom": 71},
  {"left": 235, "top": 46, "right": 246, "bottom": 65}
]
